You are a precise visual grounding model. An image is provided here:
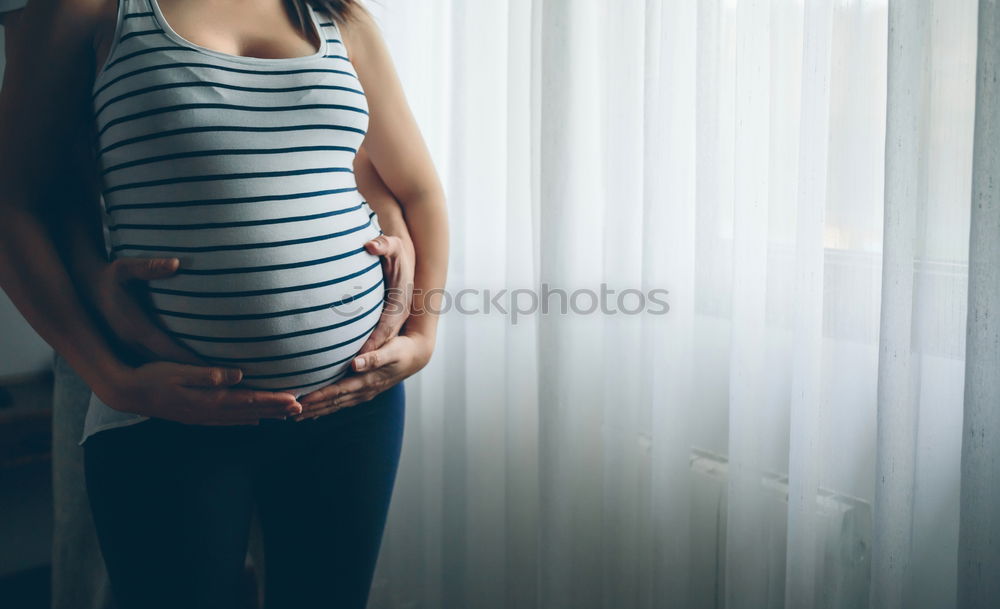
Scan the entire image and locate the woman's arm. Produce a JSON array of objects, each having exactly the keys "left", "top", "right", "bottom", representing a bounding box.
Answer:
[
  {"left": 296, "top": 5, "right": 449, "bottom": 416},
  {"left": 344, "top": 8, "right": 449, "bottom": 351},
  {"left": 0, "top": 0, "right": 301, "bottom": 424}
]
